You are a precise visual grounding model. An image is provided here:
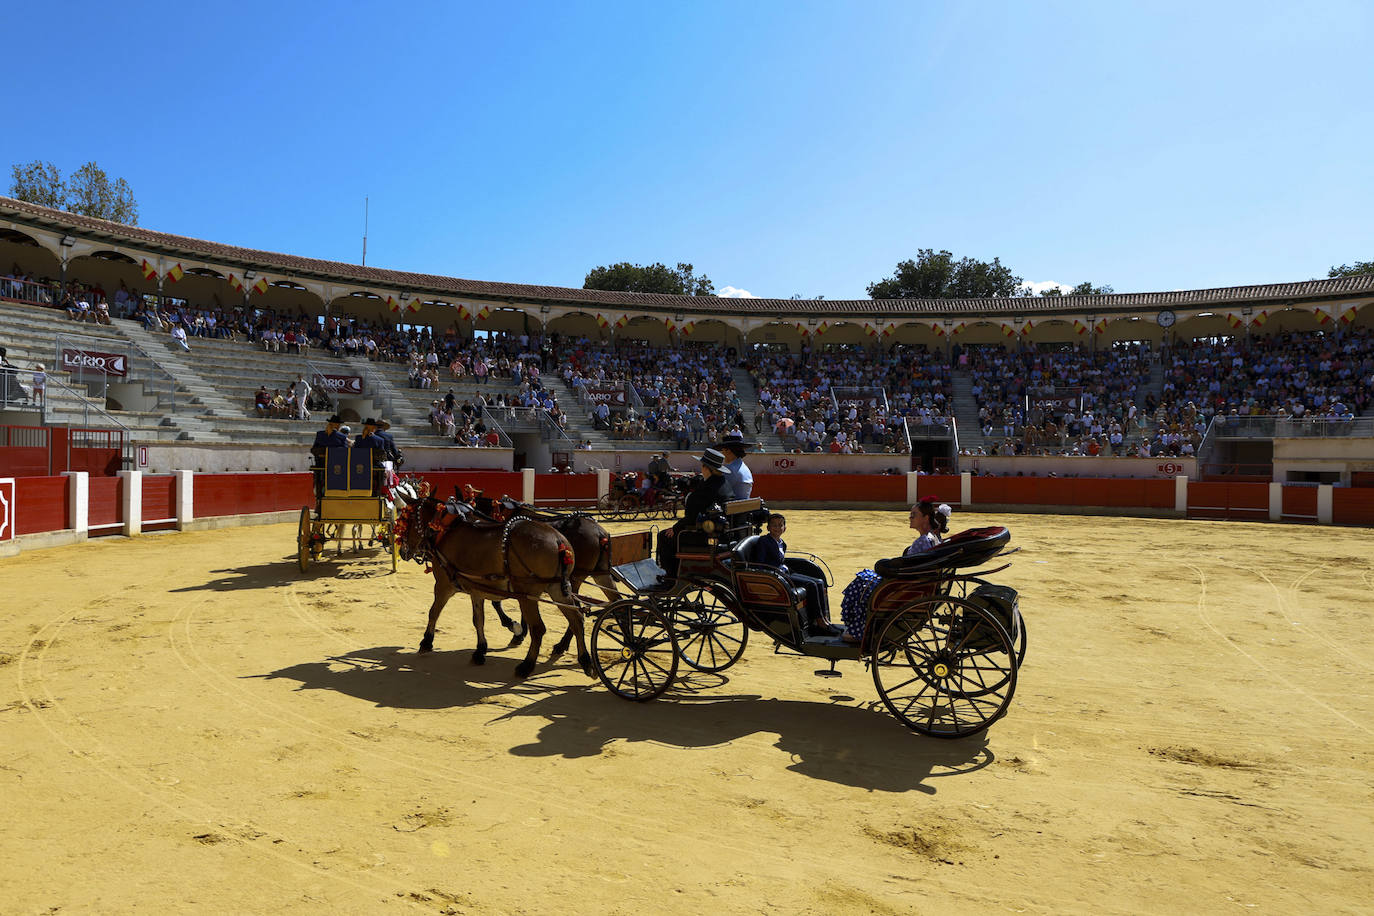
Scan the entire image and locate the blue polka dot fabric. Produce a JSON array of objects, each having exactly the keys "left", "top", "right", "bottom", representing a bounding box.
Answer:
[{"left": 840, "top": 568, "right": 882, "bottom": 640}]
